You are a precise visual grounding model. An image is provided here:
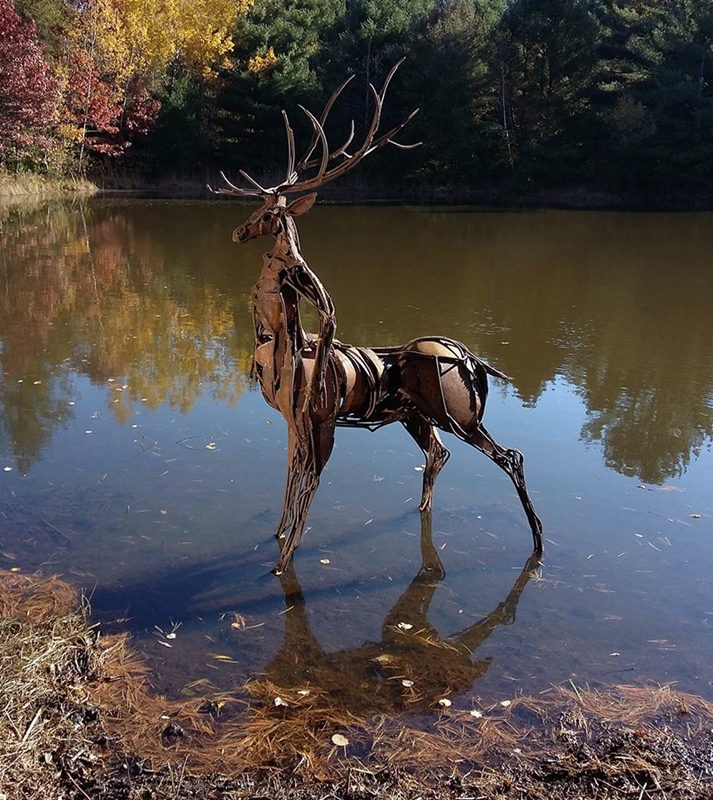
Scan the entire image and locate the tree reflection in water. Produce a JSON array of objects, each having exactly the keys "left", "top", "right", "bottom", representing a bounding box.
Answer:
[
  {"left": 0, "top": 200, "right": 248, "bottom": 474},
  {"left": 1, "top": 200, "right": 712, "bottom": 485}
]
